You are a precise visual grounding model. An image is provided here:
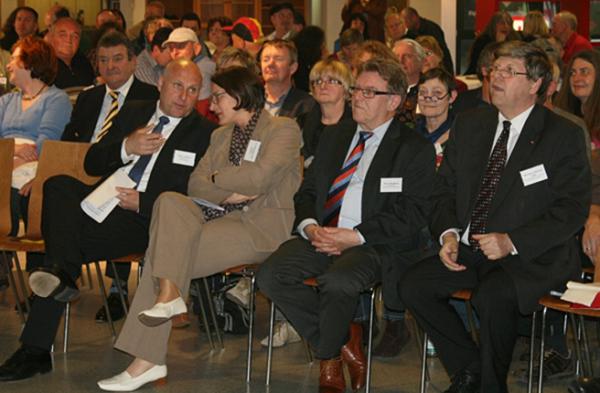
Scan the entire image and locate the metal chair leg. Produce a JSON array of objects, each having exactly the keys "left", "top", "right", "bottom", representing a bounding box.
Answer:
[
  {"left": 1, "top": 252, "right": 25, "bottom": 323},
  {"left": 12, "top": 253, "right": 30, "bottom": 312},
  {"left": 528, "top": 311, "right": 537, "bottom": 393},
  {"left": 94, "top": 262, "right": 116, "bottom": 337},
  {"left": 578, "top": 315, "right": 593, "bottom": 377},
  {"left": 265, "top": 301, "right": 276, "bottom": 386},
  {"left": 203, "top": 277, "right": 223, "bottom": 348},
  {"left": 420, "top": 331, "right": 428, "bottom": 393},
  {"left": 194, "top": 280, "right": 214, "bottom": 349},
  {"left": 109, "top": 260, "right": 129, "bottom": 314},
  {"left": 365, "top": 288, "right": 375, "bottom": 393},
  {"left": 63, "top": 302, "right": 70, "bottom": 353},
  {"left": 537, "top": 307, "right": 548, "bottom": 393},
  {"left": 571, "top": 313, "right": 585, "bottom": 377},
  {"left": 246, "top": 274, "right": 256, "bottom": 383}
]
